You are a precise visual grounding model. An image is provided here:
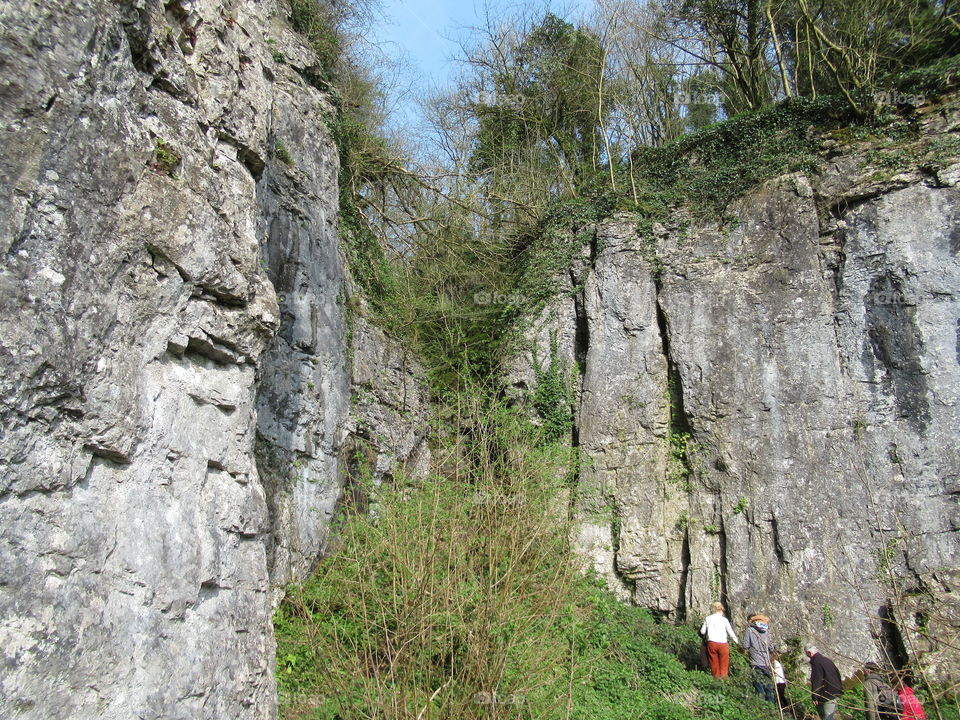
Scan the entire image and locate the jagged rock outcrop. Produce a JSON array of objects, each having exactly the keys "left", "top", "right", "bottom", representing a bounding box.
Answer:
[
  {"left": 510, "top": 103, "right": 960, "bottom": 679},
  {"left": 257, "top": 274, "right": 432, "bottom": 594},
  {"left": 0, "top": 1, "right": 428, "bottom": 718},
  {"left": 346, "top": 310, "right": 432, "bottom": 487},
  {"left": 4, "top": 0, "right": 955, "bottom": 711}
]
